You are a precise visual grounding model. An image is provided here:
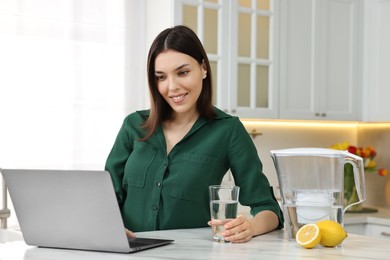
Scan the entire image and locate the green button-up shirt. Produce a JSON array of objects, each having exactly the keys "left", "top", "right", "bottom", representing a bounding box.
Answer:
[{"left": 105, "top": 108, "right": 283, "bottom": 232}]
